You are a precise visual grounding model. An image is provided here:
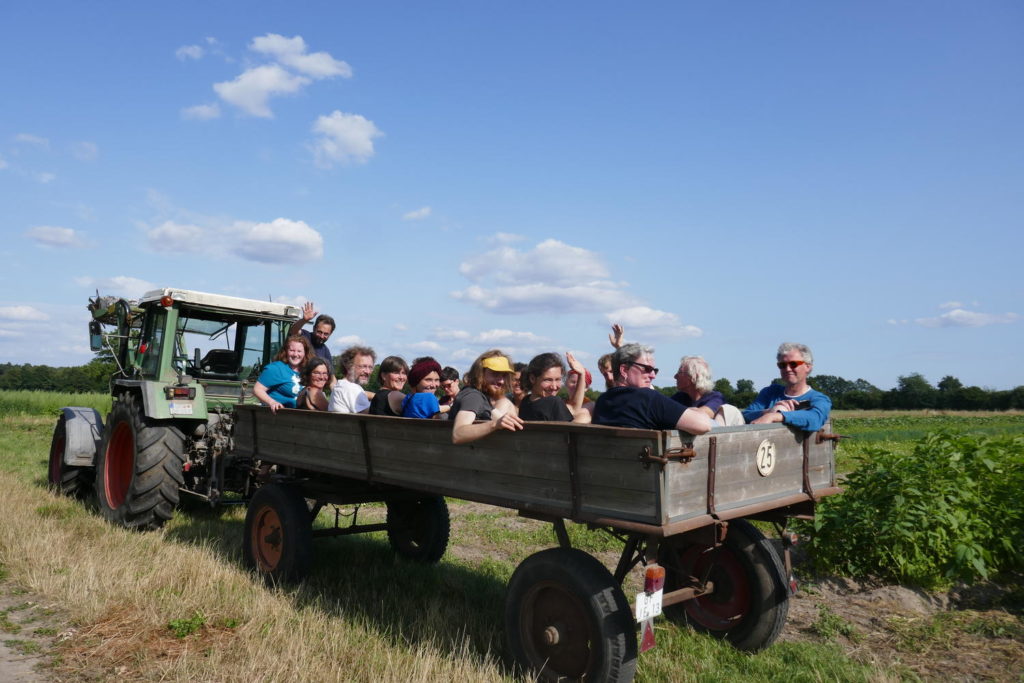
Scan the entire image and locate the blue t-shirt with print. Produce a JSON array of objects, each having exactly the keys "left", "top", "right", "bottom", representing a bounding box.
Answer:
[{"left": 257, "top": 361, "right": 301, "bottom": 408}]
